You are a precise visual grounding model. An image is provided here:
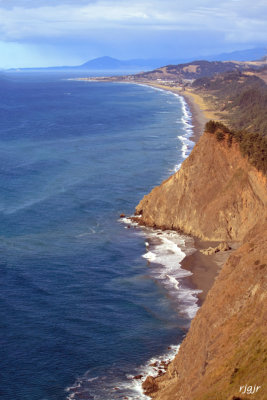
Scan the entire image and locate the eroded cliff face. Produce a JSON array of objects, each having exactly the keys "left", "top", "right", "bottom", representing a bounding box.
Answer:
[
  {"left": 145, "top": 222, "right": 267, "bottom": 400},
  {"left": 138, "top": 132, "right": 267, "bottom": 400},
  {"left": 136, "top": 132, "right": 267, "bottom": 241}
]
